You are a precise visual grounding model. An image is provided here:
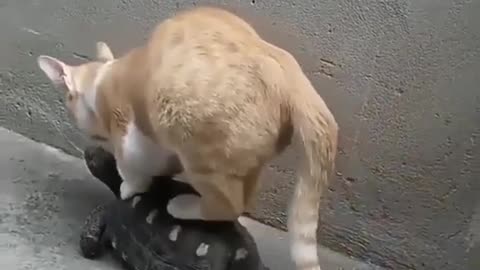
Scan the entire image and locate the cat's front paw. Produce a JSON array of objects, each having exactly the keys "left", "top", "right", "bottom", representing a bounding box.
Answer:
[
  {"left": 120, "top": 181, "right": 148, "bottom": 200},
  {"left": 167, "top": 194, "right": 204, "bottom": 220}
]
